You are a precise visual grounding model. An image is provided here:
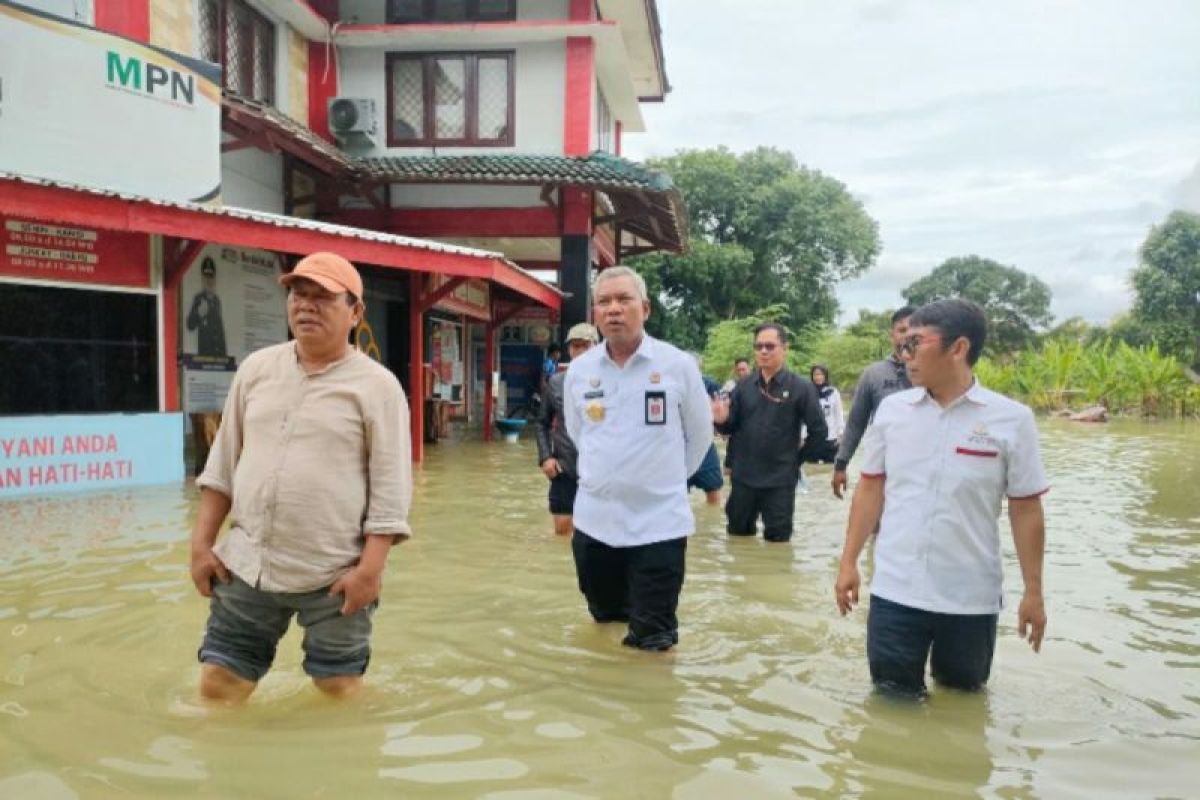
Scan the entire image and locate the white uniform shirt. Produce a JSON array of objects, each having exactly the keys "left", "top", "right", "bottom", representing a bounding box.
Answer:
[
  {"left": 564, "top": 335, "right": 713, "bottom": 547},
  {"left": 860, "top": 381, "right": 1048, "bottom": 614}
]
